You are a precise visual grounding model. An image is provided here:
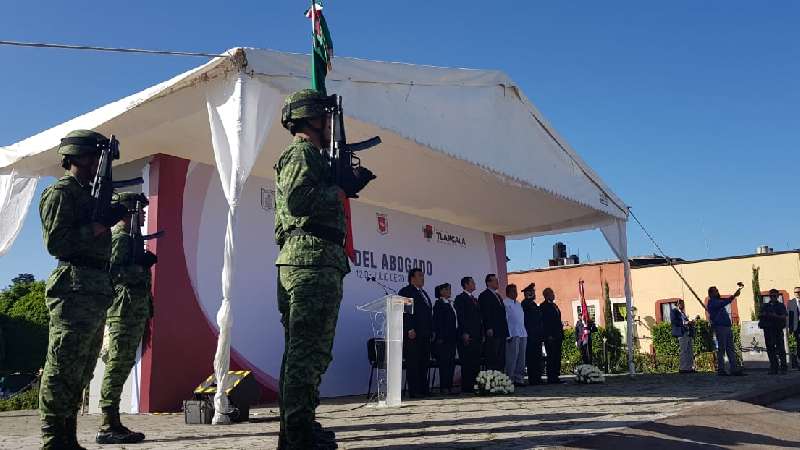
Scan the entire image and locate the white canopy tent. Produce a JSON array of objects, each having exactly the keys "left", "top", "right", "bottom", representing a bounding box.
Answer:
[{"left": 0, "top": 47, "right": 633, "bottom": 417}]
